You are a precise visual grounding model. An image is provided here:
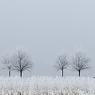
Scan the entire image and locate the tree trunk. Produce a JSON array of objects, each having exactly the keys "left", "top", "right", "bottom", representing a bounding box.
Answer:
[
  {"left": 79, "top": 70, "right": 80, "bottom": 77},
  {"left": 9, "top": 69, "right": 10, "bottom": 77},
  {"left": 20, "top": 71, "right": 22, "bottom": 77},
  {"left": 62, "top": 69, "right": 63, "bottom": 77}
]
